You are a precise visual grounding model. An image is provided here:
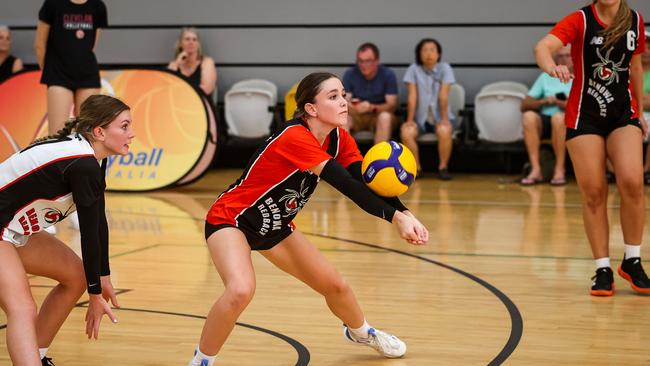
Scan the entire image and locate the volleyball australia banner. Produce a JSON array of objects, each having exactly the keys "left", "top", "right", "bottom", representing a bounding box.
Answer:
[{"left": 0, "top": 69, "right": 218, "bottom": 191}]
